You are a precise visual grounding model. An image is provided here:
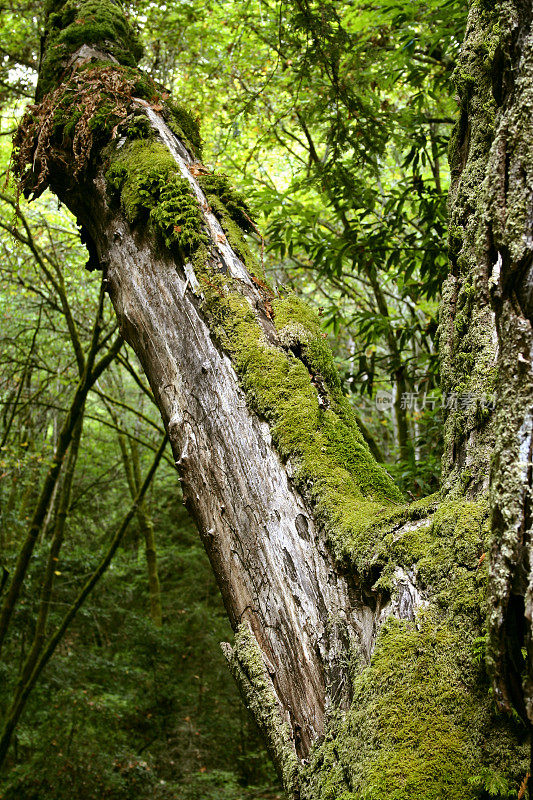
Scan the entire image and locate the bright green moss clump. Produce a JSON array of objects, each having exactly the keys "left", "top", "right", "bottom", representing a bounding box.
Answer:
[
  {"left": 106, "top": 140, "right": 207, "bottom": 251},
  {"left": 198, "top": 173, "right": 255, "bottom": 232},
  {"left": 198, "top": 173, "right": 260, "bottom": 275},
  {"left": 301, "top": 502, "right": 529, "bottom": 800},
  {"left": 38, "top": 0, "right": 143, "bottom": 99},
  {"left": 164, "top": 100, "right": 203, "bottom": 158},
  {"left": 192, "top": 271, "right": 403, "bottom": 568}
]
